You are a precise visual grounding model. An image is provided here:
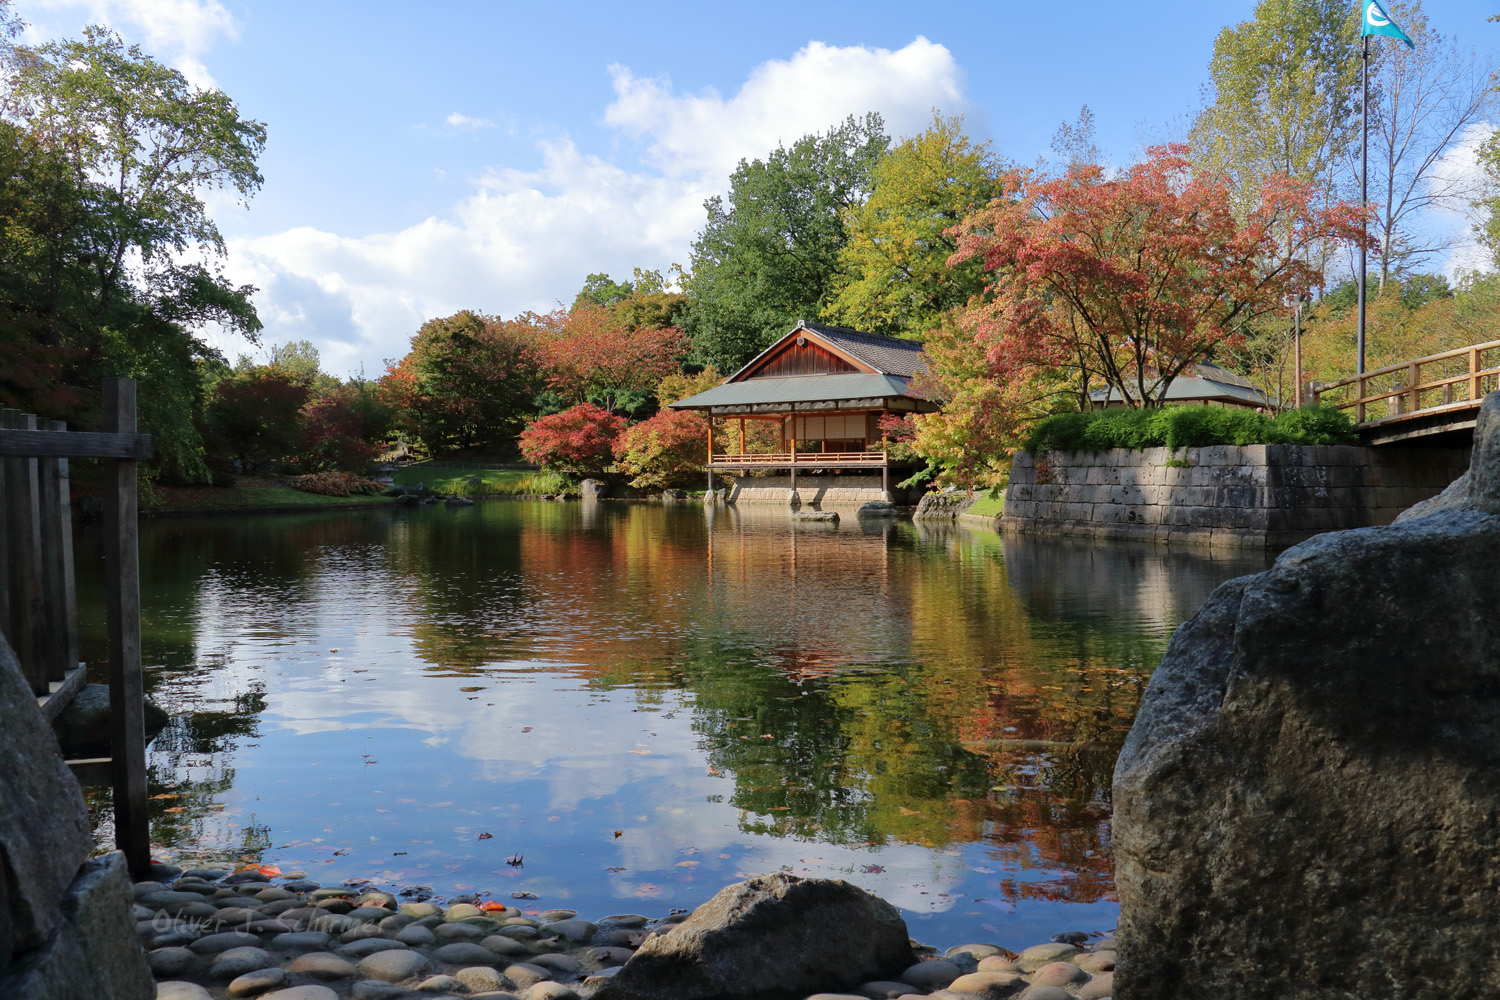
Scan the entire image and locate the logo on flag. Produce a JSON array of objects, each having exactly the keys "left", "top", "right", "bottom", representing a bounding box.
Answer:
[{"left": 1362, "top": 0, "right": 1415, "bottom": 49}]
